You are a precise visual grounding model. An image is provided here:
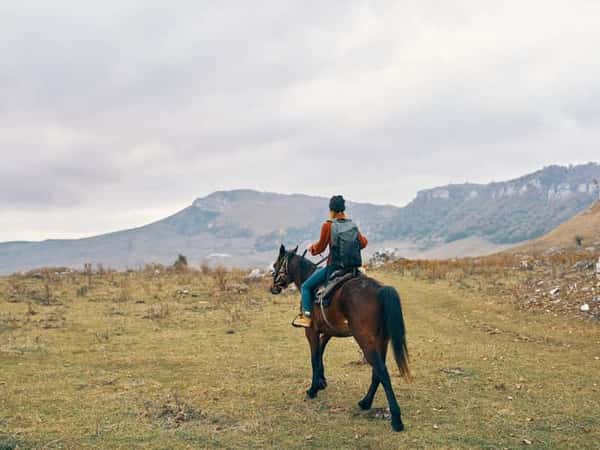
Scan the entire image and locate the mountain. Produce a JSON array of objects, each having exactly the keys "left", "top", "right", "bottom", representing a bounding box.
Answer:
[
  {"left": 1, "top": 163, "right": 599, "bottom": 273},
  {"left": 0, "top": 191, "right": 399, "bottom": 274},
  {"left": 386, "top": 163, "right": 600, "bottom": 246},
  {"left": 511, "top": 200, "right": 600, "bottom": 254}
]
